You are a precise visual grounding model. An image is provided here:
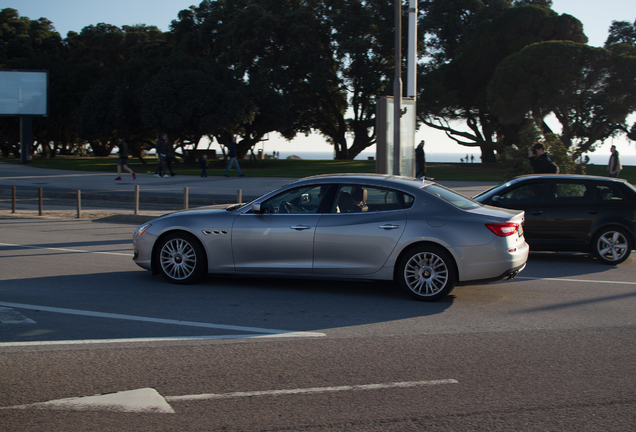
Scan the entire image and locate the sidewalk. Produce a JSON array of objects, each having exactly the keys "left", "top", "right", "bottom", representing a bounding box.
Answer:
[{"left": 0, "top": 161, "right": 497, "bottom": 224}]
